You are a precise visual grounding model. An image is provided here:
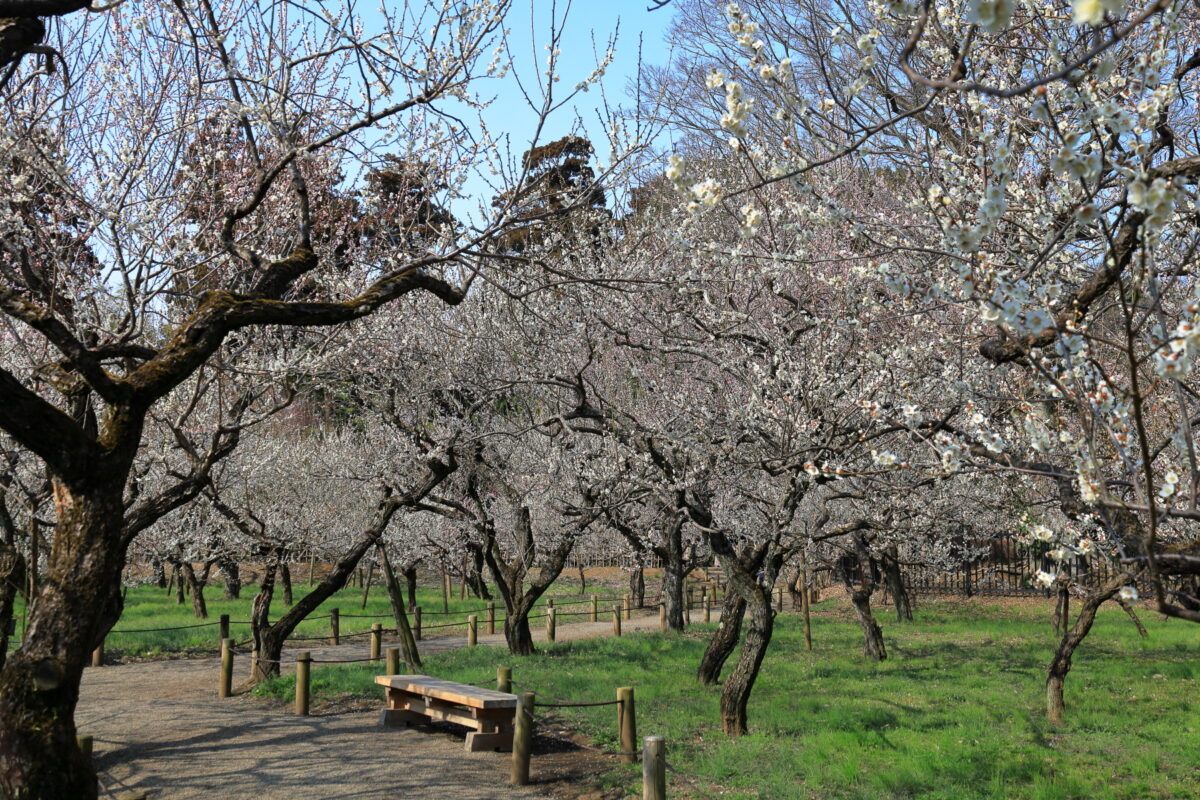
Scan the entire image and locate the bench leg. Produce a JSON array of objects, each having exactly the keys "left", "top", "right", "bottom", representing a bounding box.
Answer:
[
  {"left": 465, "top": 730, "right": 514, "bottom": 752},
  {"left": 380, "top": 708, "right": 426, "bottom": 728}
]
